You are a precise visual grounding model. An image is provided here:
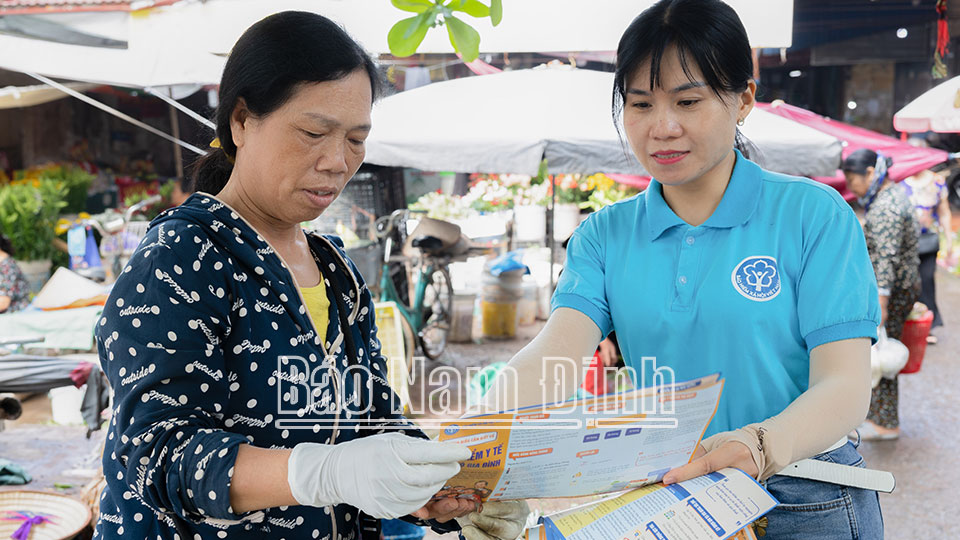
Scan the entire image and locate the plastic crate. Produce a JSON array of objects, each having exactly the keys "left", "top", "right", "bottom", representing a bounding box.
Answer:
[{"left": 309, "top": 166, "right": 405, "bottom": 235}]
